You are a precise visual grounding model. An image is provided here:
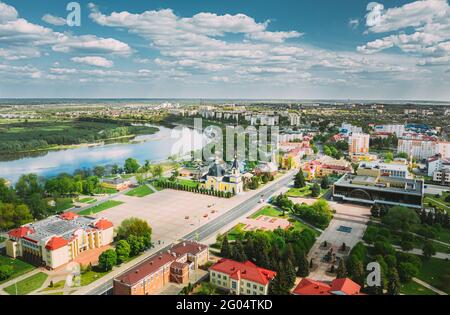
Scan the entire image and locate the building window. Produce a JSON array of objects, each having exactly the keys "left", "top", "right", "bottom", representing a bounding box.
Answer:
[{"left": 232, "top": 281, "right": 237, "bottom": 289}]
